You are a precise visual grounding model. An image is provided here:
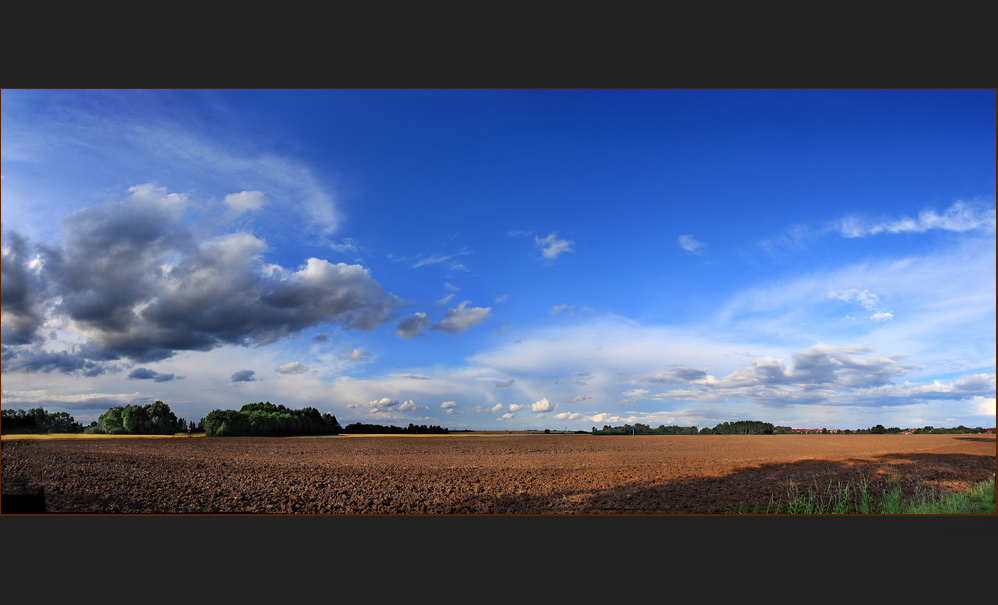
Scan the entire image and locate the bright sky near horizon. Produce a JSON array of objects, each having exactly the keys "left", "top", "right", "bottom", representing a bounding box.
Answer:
[{"left": 2, "top": 89, "right": 995, "bottom": 431}]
